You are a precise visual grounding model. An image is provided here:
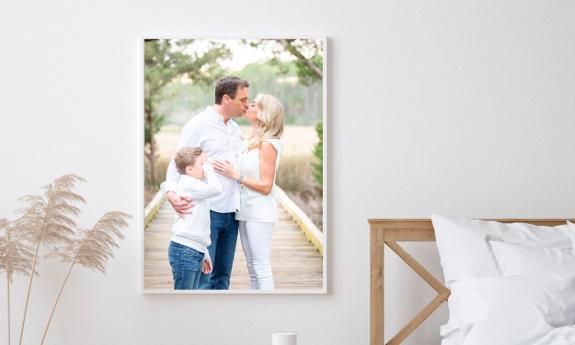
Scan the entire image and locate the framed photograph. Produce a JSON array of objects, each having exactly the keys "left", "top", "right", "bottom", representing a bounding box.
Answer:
[{"left": 140, "top": 38, "right": 327, "bottom": 294}]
